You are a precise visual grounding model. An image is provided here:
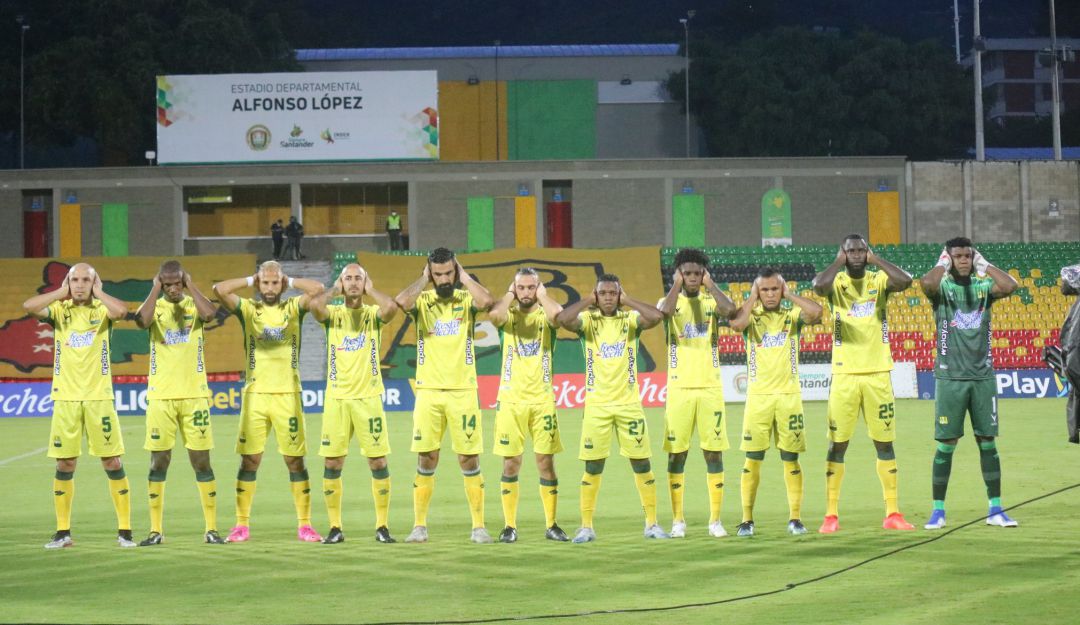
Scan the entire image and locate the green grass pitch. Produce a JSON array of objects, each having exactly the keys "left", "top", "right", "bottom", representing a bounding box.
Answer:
[{"left": 1, "top": 399, "right": 1079, "bottom": 624}]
